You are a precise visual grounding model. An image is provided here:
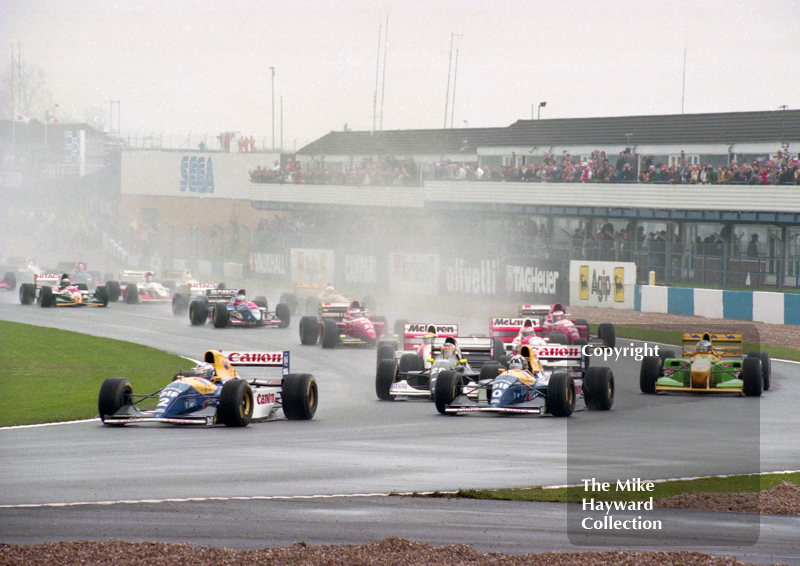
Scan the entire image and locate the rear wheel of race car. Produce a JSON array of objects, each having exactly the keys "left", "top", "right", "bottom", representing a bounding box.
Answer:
[
  {"left": 189, "top": 298, "right": 208, "bottom": 325},
  {"left": 94, "top": 285, "right": 109, "bottom": 307},
  {"left": 399, "top": 352, "right": 424, "bottom": 373},
  {"left": 742, "top": 356, "right": 763, "bottom": 397},
  {"left": 125, "top": 283, "right": 139, "bottom": 304},
  {"left": 40, "top": 286, "right": 54, "bottom": 307},
  {"left": 640, "top": 355, "right": 662, "bottom": 394},
  {"left": 583, "top": 366, "right": 614, "bottom": 411},
  {"left": 275, "top": 303, "right": 291, "bottom": 328},
  {"left": 254, "top": 296, "right": 268, "bottom": 310},
  {"left": 321, "top": 319, "right": 340, "bottom": 348},
  {"left": 212, "top": 302, "right": 230, "bottom": 328},
  {"left": 19, "top": 283, "right": 35, "bottom": 305},
  {"left": 376, "top": 340, "right": 397, "bottom": 368},
  {"left": 304, "top": 296, "right": 319, "bottom": 315},
  {"left": 218, "top": 379, "right": 254, "bottom": 427},
  {"left": 574, "top": 318, "right": 588, "bottom": 327},
  {"left": 598, "top": 323, "right": 616, "bottom": 348},
  {"left": 280, "top": 292, "right": 298, "bottom": 314},
  {"left": 376, "top": 359, "right": 398, "bottom": 401},
  {"left": 659, "top": 349, "right": 676, "bottom": 364},
  {"left": 282, "top": 373, "right": 318, "bottom": 420},
  {"left": 546, "top": 372, "right": 576, "bottom": 417},
  {"left": 3, "top": 272, "right": 17, "bottom": 290},
  {"left": 171, "top": 292, "right": 189, "bottom": 315},
  {"left": 299, "top": 316, "right": 319, "bottom": 345},
  {"left": 549, "top": 333, "right": 568, "bottom": 345},
  {"left": 492, "top": 337, "right": 506, "bottom": 362},
  {"left": 98, "top": 377, "right": 132, "bottom": 426},
  {"left": 747, "top": 352, "right": 771, "bottom": 391},
  {"left": 434, "top": 370, "right": 462, "bottom": 415},
  {"left": 105, "top": 280, "right": 121, "bottom": 302},
  {"left": 479, "top": 361, "right": 502, "bottom": 381},
  {"left": 393, "top": 319, "right": 408, "bottom": 339}
]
